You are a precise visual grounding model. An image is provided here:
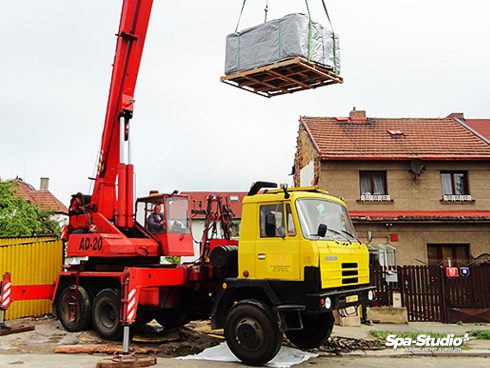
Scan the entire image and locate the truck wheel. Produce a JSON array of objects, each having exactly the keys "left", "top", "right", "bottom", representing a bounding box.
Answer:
[
  {"left": 56, "top": 285, "right": 92, "bottom": 332},
  {"left": 155, "top": 309, "right": 188, "bottom": 329},
  {"left": 92, "top": 288, "right": 123, "bottom": 340},
  {"left": 224, "top": 299, "right": 282, "bottom": 366},
  {"left": 285, "top": 311, "right": 334, "bottom": 349}
]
